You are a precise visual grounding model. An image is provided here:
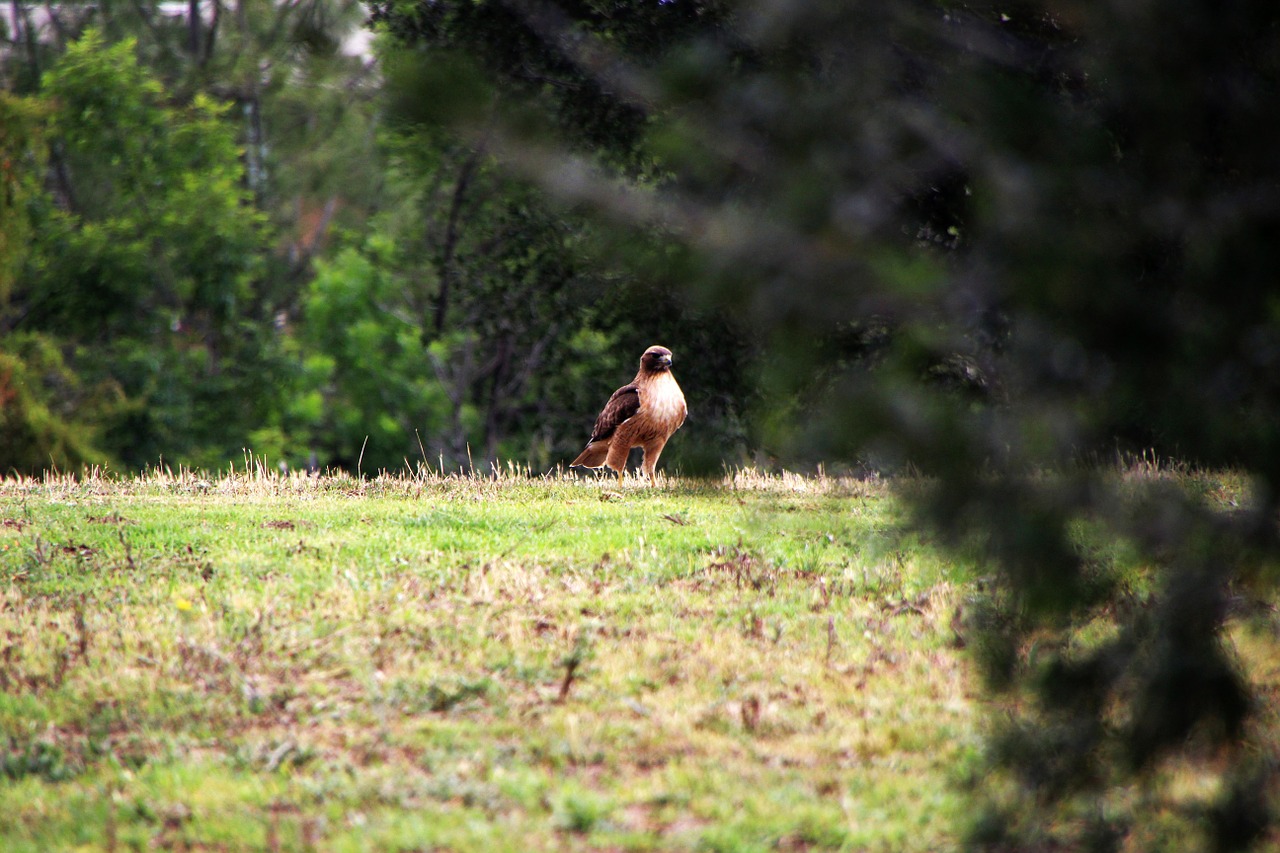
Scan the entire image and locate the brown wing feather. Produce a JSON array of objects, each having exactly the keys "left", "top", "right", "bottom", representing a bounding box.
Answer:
[{"left": 586, "top": 384, "right": 641, "bottom": 444}]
